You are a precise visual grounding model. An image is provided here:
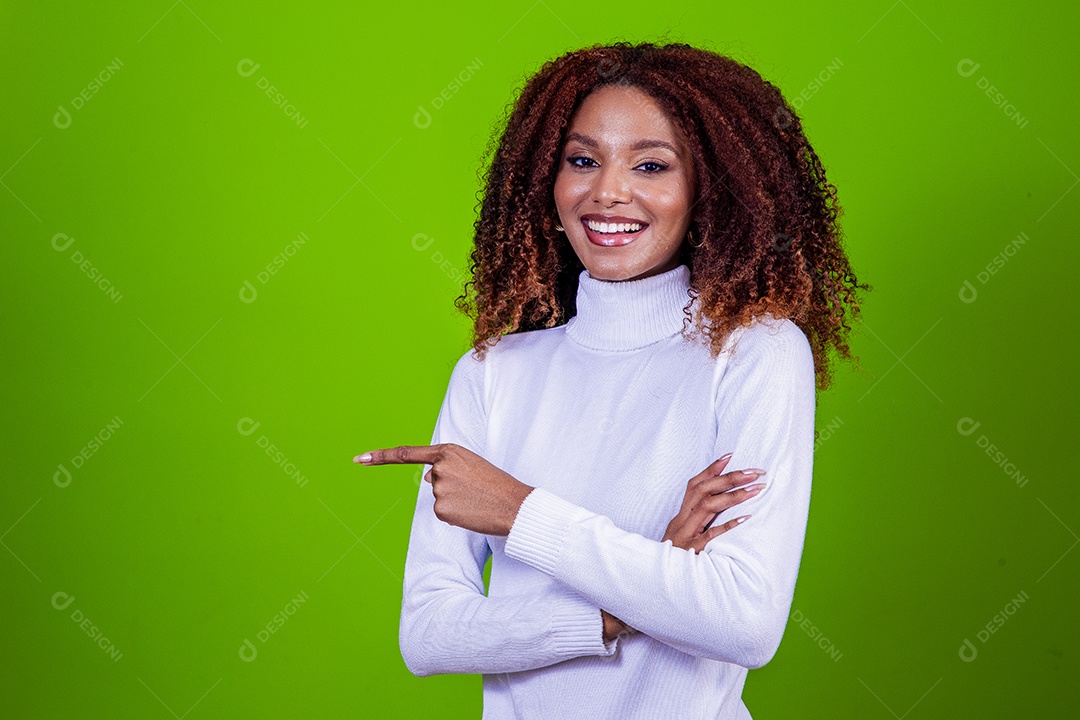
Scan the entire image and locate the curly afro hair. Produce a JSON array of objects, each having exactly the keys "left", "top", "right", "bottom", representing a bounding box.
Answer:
[{"left": 454, "top": 41, "right": 870, "bottom": 391}]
